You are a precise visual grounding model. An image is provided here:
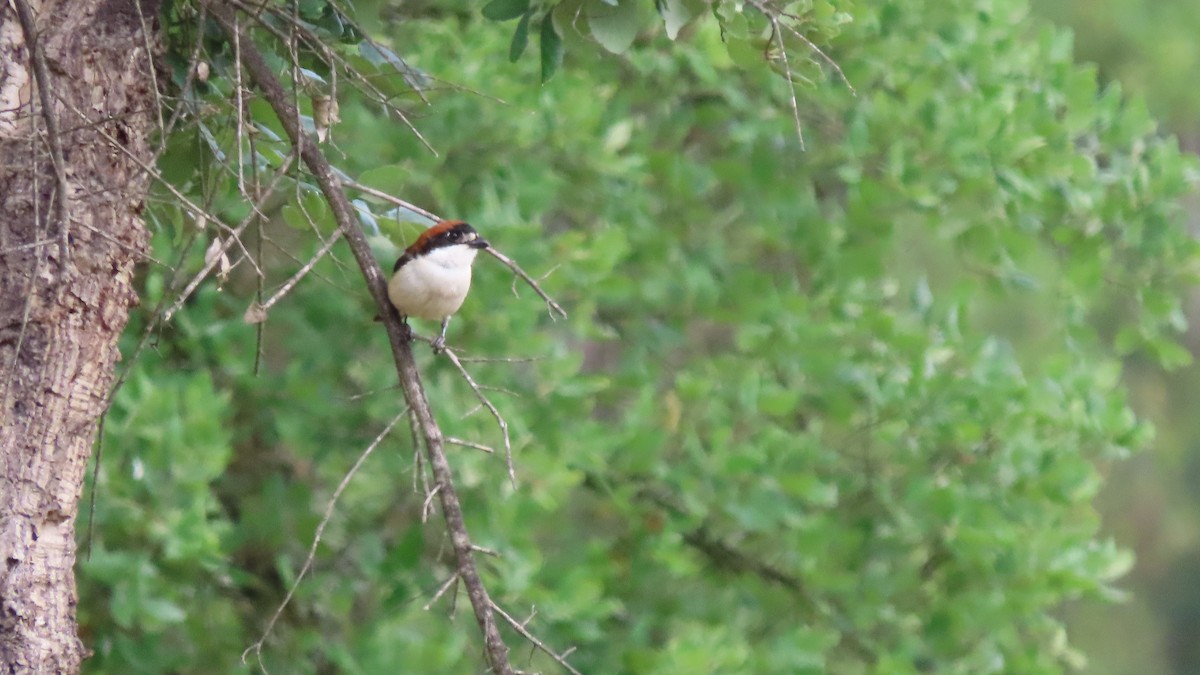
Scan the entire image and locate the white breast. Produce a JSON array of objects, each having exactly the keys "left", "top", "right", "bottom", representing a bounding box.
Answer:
[{"left": 387, "top": 245, "right": 479, "bottom": 320}]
